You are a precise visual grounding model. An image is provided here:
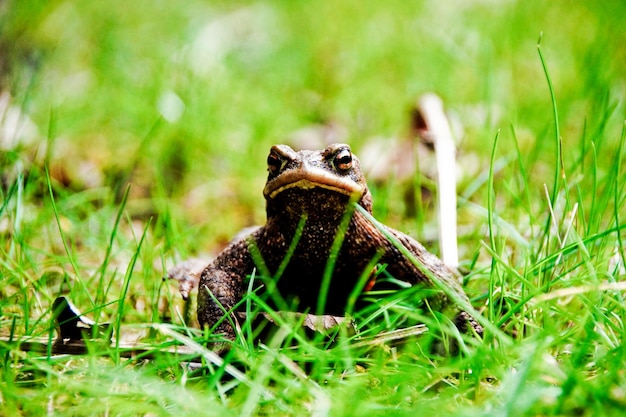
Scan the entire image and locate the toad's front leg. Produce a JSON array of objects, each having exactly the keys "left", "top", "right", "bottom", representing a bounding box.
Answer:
[
  {"left": 197, "top": 237, "right": 255, "bottom": 340},
  {"left": 370, "top": 226, "right": 483, "bottom": 338}
]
